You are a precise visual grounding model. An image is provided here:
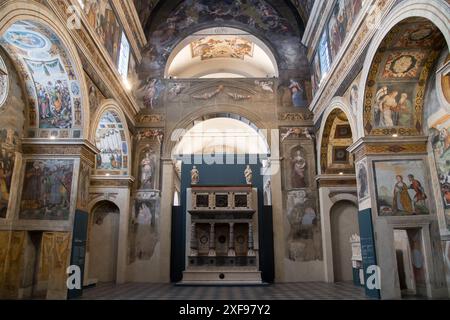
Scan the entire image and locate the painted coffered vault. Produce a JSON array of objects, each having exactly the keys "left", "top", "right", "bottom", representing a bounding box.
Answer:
[{"left": 363, "top": 17, "right": 446, "bottom": 136}]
